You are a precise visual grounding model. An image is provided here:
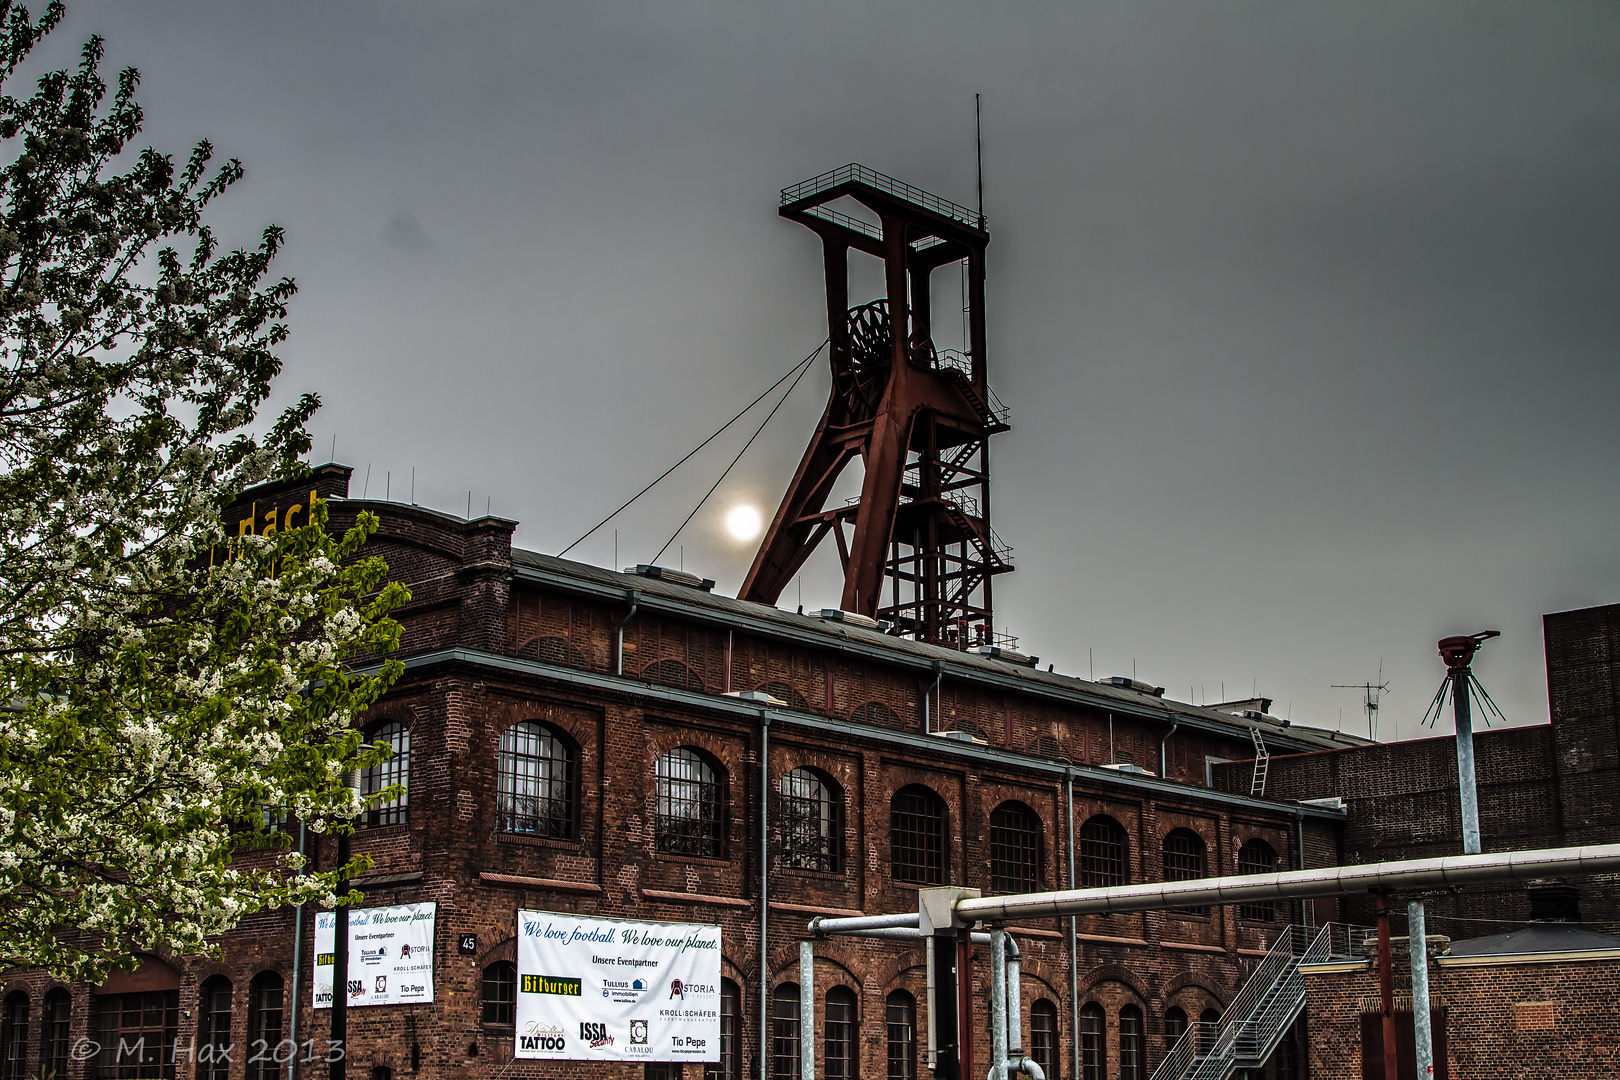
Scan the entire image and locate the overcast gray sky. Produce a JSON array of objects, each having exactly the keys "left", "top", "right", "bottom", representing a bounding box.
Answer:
[{"left": 55, "top": 1, "right": 1620, "bottom": 740}]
